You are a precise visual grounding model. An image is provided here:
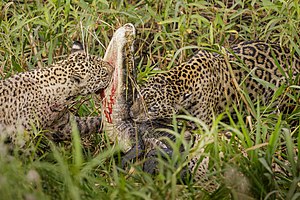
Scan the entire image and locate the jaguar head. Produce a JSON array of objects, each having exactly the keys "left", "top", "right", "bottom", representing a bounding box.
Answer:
[
  {"left": 130, "top": 83, "right": 178, "bottom": 122},
  {"left": 67, "top": 42, "right": 114, "bottom": 96}
]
